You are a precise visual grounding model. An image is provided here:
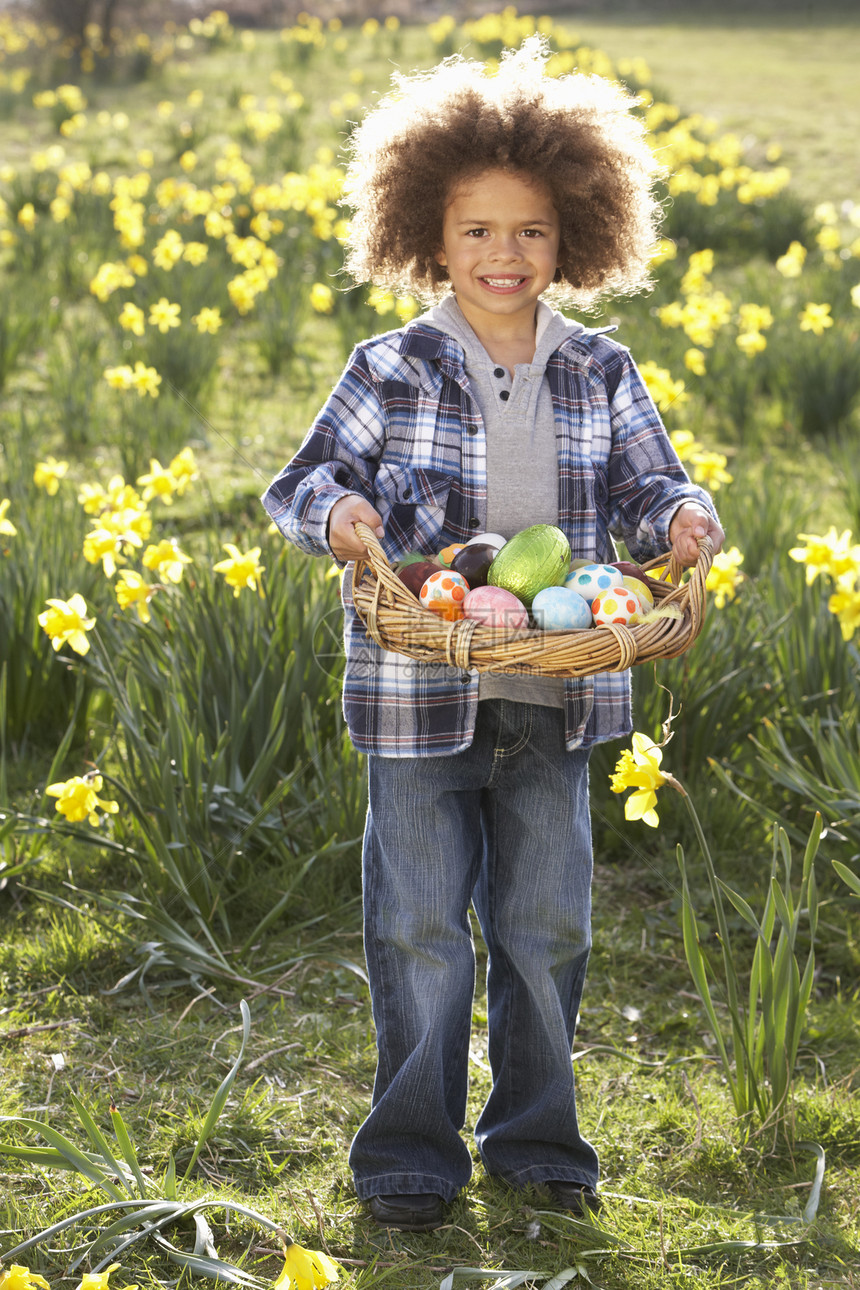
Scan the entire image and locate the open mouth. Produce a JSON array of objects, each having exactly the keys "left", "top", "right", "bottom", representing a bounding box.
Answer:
[{"left": 480, "top": 276, "right": 528, "bottom": 290}]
